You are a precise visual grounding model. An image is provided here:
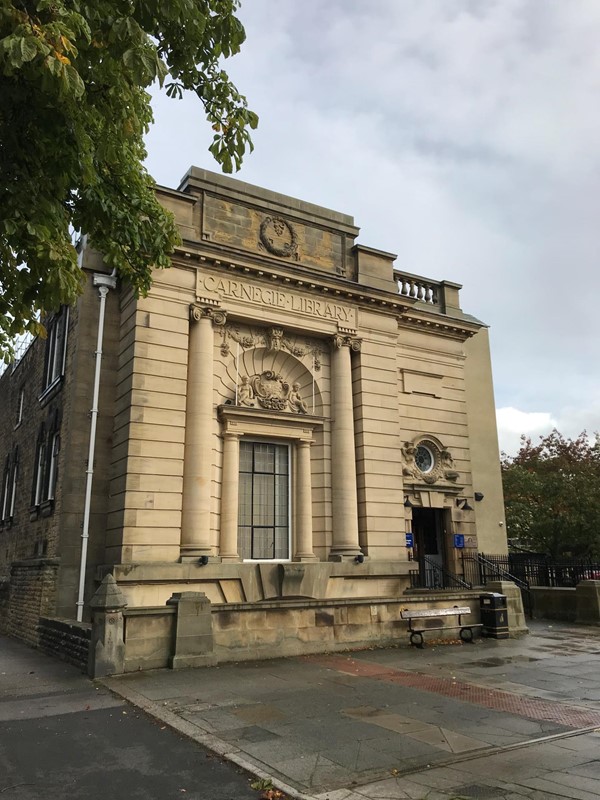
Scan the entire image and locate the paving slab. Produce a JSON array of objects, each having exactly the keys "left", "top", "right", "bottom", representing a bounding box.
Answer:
[
  {"left": 97, "top": 621, "right": 600, "bottom": 799},
  {"left": 4, "top": 621, "right": 600, "bottom": 799}
]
